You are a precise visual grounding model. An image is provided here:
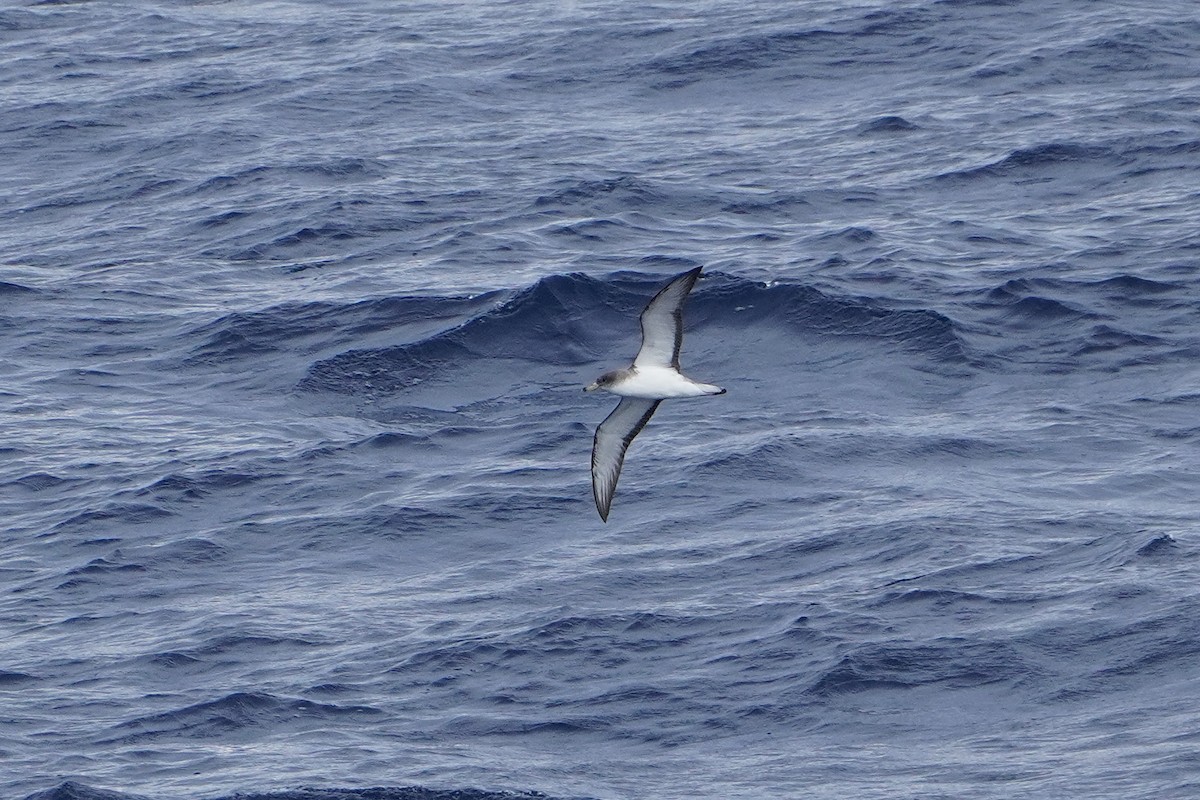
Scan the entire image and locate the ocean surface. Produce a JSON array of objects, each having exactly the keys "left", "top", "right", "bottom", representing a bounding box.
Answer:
[{"left": 3, "top": 1, "right": 1200, "bottom": 798}]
